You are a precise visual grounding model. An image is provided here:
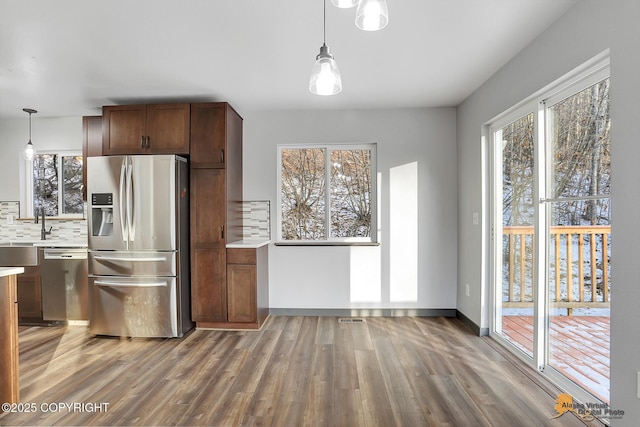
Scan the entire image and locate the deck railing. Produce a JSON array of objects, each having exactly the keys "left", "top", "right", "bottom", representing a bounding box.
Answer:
[{"left": 502, "top": 225, "right": 611, "bottom": 314}]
